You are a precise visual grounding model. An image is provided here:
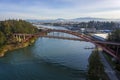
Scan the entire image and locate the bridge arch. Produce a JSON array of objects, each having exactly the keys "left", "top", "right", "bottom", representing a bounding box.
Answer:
[
  {"left": 13, "top": 29, "right": 120, "bottom": 61},
  {"left": 43, "top": 29, "right": 120, "bottom": 60}
]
